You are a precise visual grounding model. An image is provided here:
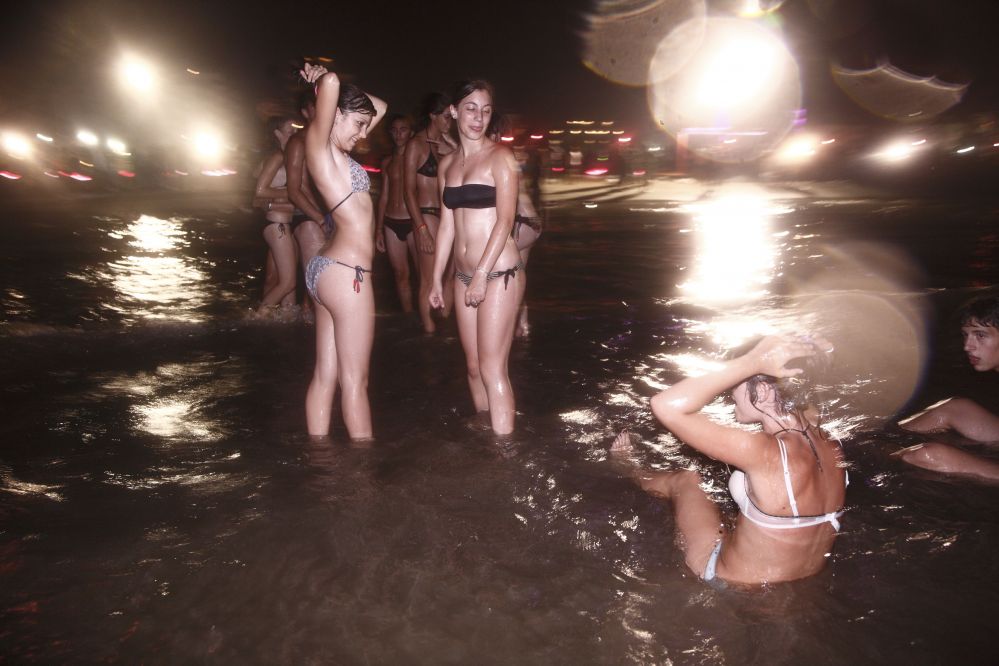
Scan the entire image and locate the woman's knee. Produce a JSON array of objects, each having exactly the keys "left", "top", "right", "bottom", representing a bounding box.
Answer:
[{"left": 465, "top": 360, "right": 482, "bottom": 382}]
